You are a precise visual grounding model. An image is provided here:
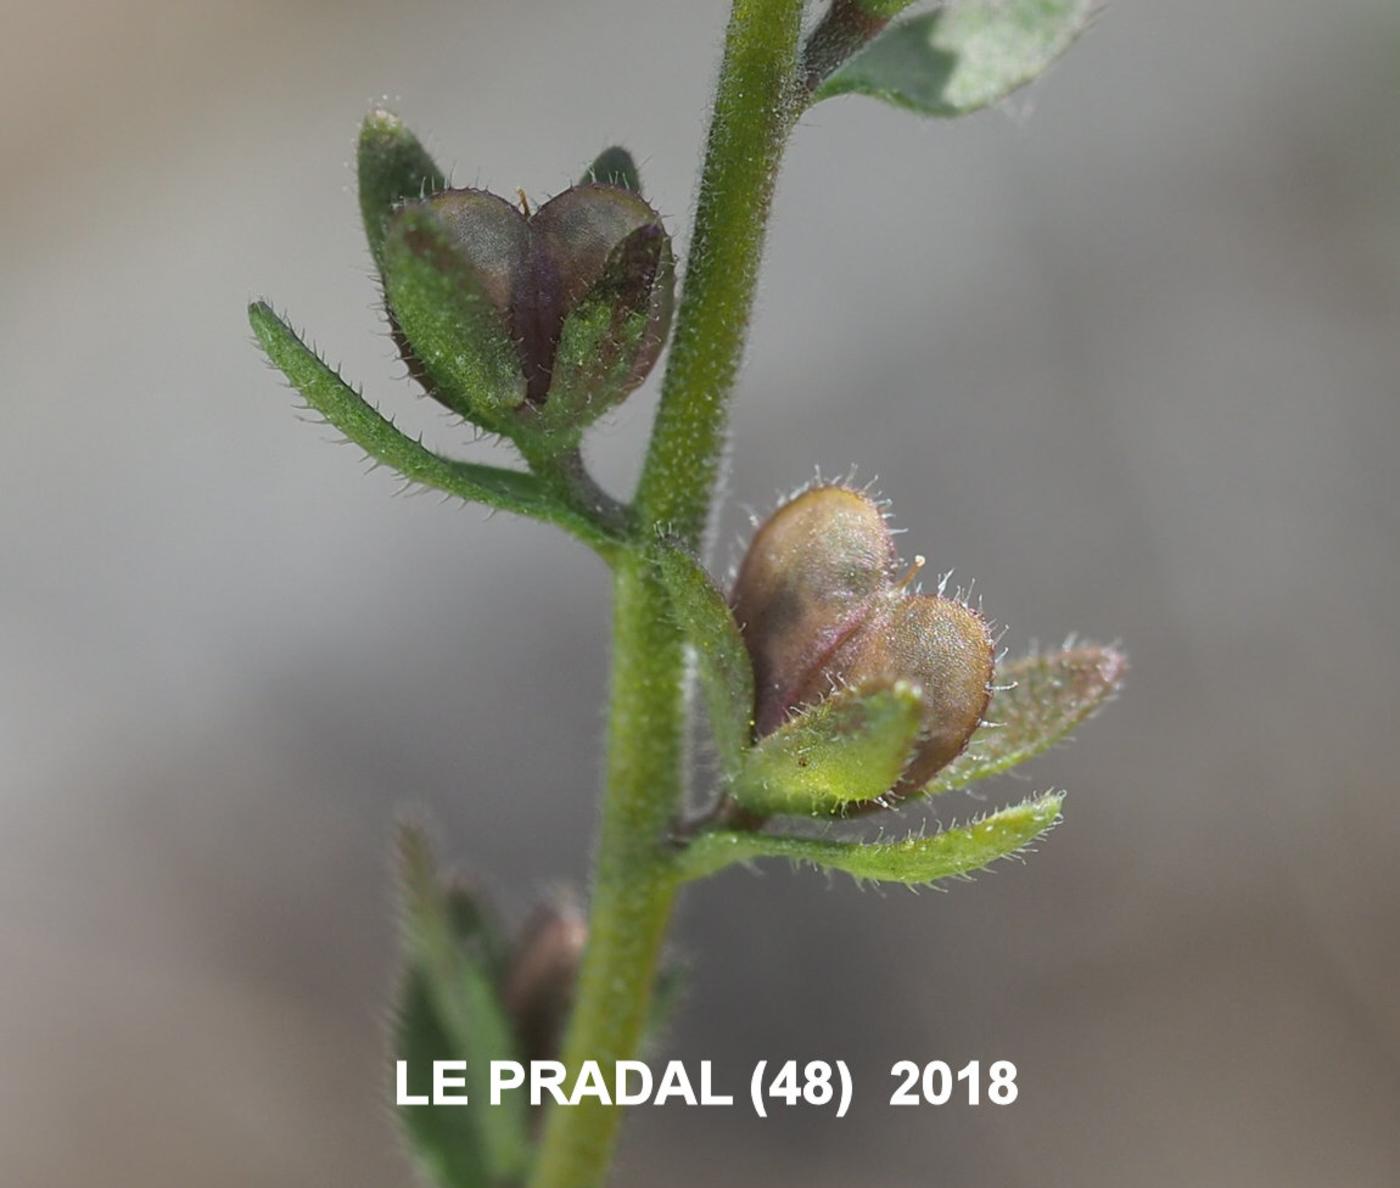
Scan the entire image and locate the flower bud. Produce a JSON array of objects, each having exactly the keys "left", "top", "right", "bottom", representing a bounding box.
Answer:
[
  {"left": 731, "top": 485, "right": 994, "bottom": 799},
  {"left": 383, "top": 181, "right": 673, "bottom": 453}
]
